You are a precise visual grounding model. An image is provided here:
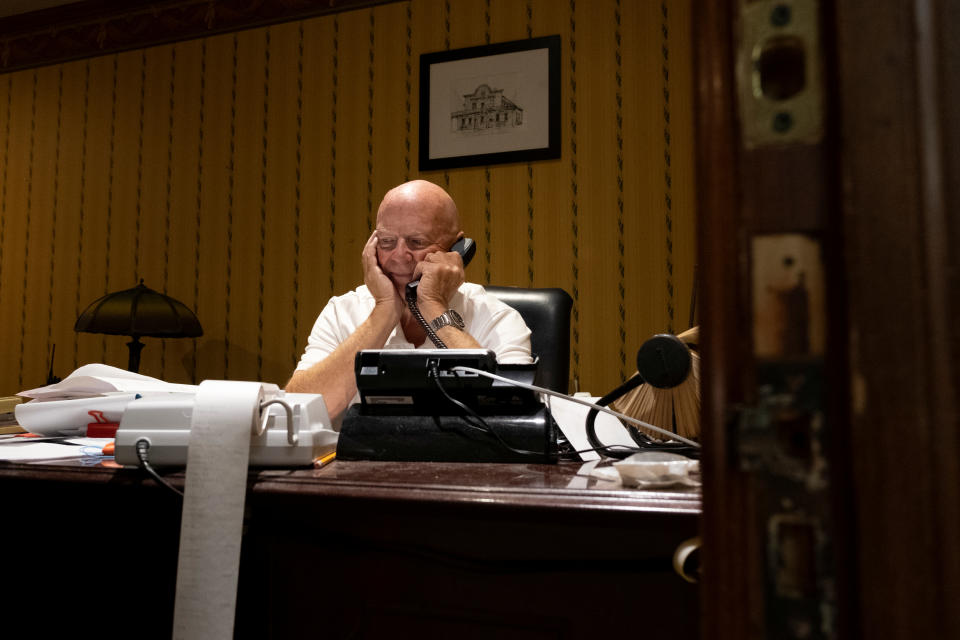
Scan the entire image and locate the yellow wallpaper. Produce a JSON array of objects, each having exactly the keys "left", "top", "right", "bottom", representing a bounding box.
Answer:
[{"left": 0, "top": 0, "right": 695, "bottom": 397}]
